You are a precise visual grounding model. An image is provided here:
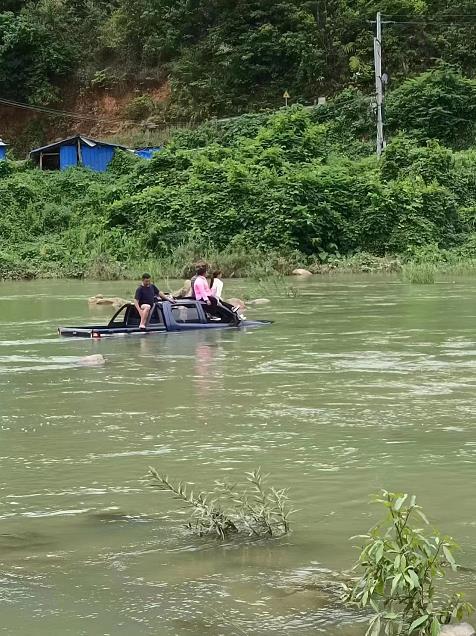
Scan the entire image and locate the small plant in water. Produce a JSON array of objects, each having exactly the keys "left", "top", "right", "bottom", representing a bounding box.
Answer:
[
  {"left": 218, "top": 467, "right": 294, "bottom": 536},
  {"left": 344, "top": 490, "right": 473, "bottom": 635},
  {"left": 148, "top": 467, "right": 237, "bottom": 538},
  {"left": 401, "top": 262, "right": 436, "bottom": 284},
  {"left": 148, "top": 467, "right": 294, "bottom": 539},
  {"left": 247, "top": 273, "right": 299, "bottom": 300}
]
